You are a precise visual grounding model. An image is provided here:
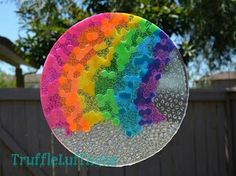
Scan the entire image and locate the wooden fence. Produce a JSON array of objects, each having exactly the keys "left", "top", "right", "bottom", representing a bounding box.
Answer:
[{"left": 0, "top": 88, "right": 236, "bottom": 176}]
